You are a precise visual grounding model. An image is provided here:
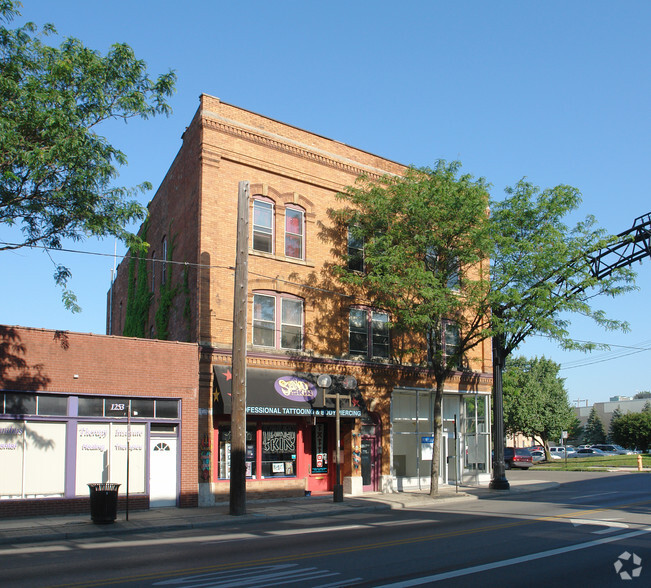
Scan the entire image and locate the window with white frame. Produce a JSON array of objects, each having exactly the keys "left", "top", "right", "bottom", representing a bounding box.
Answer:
[
  {"left": 253, "top": 293, "right": 303, "bottom": 350},
  {"left": 253, "top": 198, "right": 274, "bottom": 253},
  {"left": 349, "top": 308, "right": 389, "bottom": 359},
  {"left": 285, "top": 206, "right": 305, "bottom": 259}
]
